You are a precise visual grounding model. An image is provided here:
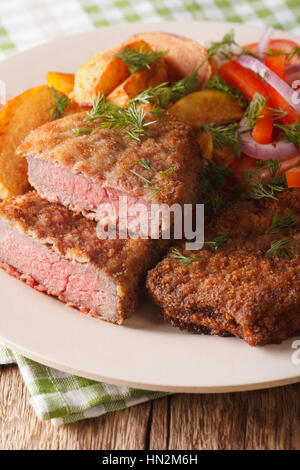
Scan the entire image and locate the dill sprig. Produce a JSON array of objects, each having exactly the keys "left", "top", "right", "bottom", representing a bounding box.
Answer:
[
  {"left": 204, "top": 232, "right": 229, "bottom": 250},
  {"left": 199, "top": 157, "right": 235, "bottom": 213},
  {"left": 160, "top": 167, "right": 175, "bottom": 178},
  {"left": 134, "top": 159, "right": 153, "bottom": 172},
  {"left": 169, "top": 248, "right": 204, "bottom": 266},
  {"left": 205, "top": 74, "right": 247, "bottom": 108},
  {"left": 129, "top": 164, "right": 161, "bottom": 199},
  {"left": 74, "top": 92, "right": 156, "bottom": 141},
  {"left": 265, "top": 209, "right": 297, "bottom": 234},
  {"left": 265, "top": 238, "right": 293, "bottom": 259},
  {"left": 130, "top": 68, "right": 200, "bottom": 113},
  {"left": 265, "top": 46, "right": 300, "bottom": 61},
  {"left": 202, "top": 123, "right": 241, "bottom": 158},
  {"left": 112, "top": 46, "right": 167, "bottom": 74},
  {"left": 287, "top": 46, "right": 300, "bottom": 60},
  {"left": 244, "top": 92, "right": 268, "bottom": 128},
  {"left": 50, "top": 87, "right": 70, "bottom": 119},
  {"left": 274, "top": 122, "right": 300, "bottom": 149},
  {"left": 206, "top": 29, "right": 237, "bottom": 60},
  {"left": 245, "top": 158, "right": 286, "bottom": 201}
]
